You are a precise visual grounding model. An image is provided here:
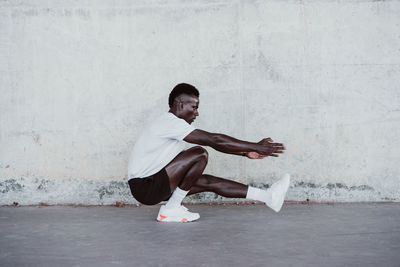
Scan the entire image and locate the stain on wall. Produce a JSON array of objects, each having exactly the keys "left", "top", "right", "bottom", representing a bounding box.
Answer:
[{"left": 0, "top": 177, "right": 394, "bottom": 205}]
